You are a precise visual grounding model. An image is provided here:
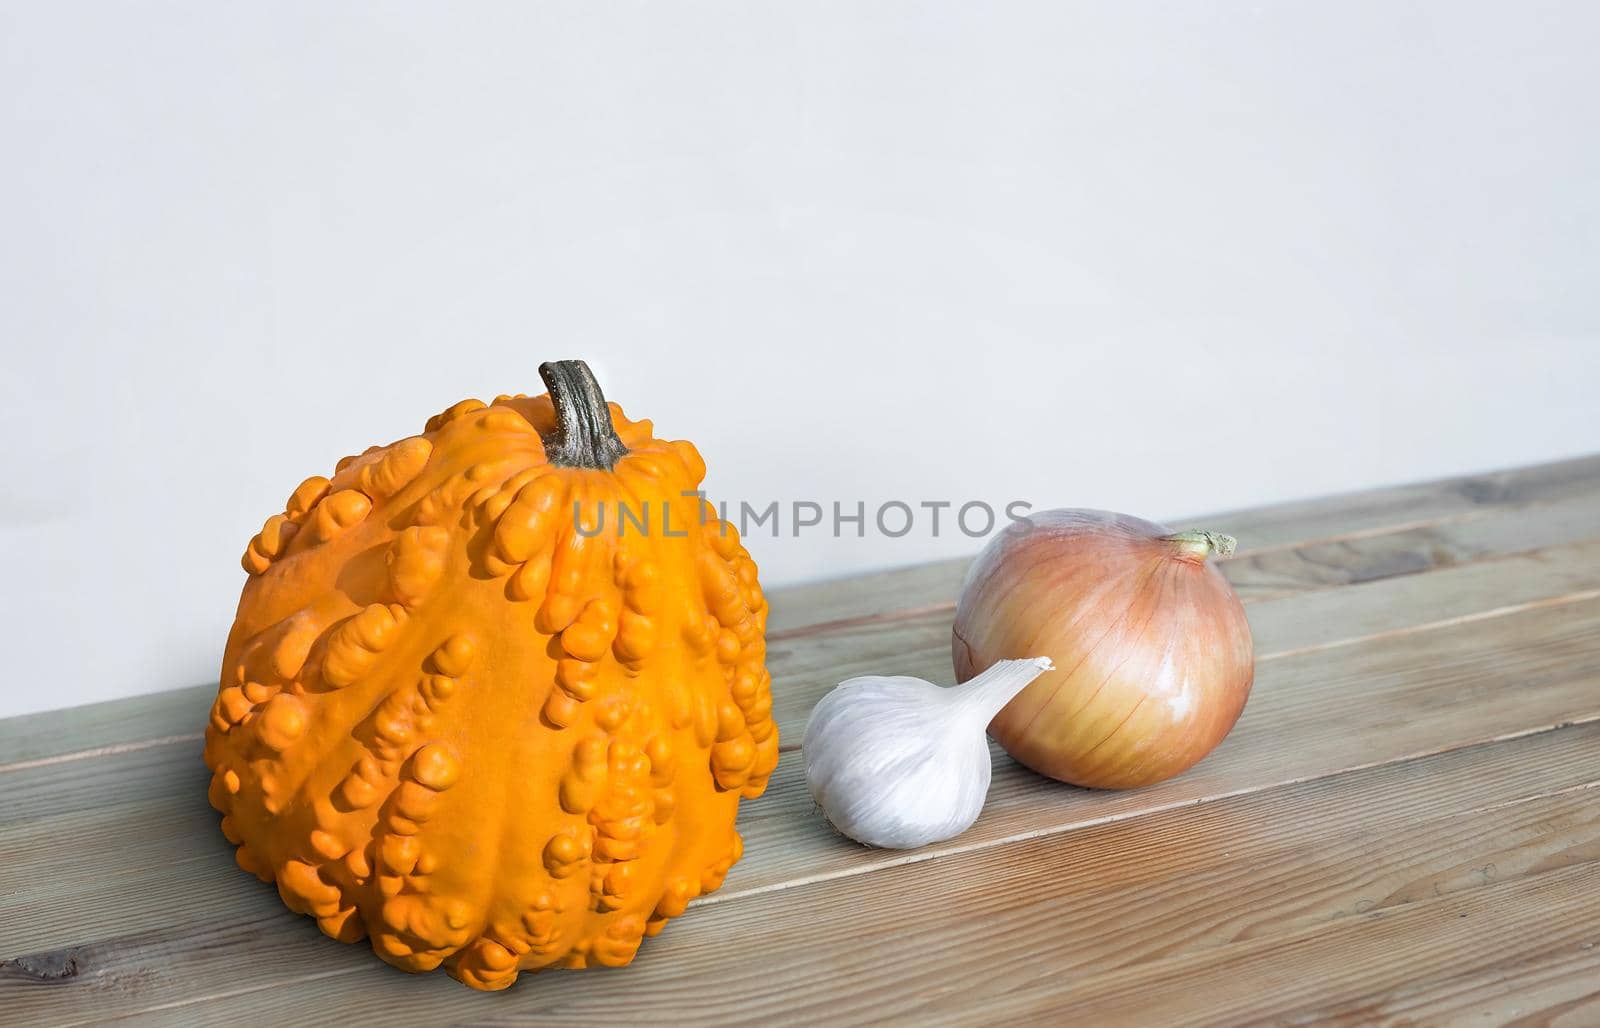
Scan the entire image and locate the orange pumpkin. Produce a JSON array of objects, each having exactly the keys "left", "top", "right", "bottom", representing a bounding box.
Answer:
[{"left": 205, "top": 361, "right": 777, "bottom": 989}]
